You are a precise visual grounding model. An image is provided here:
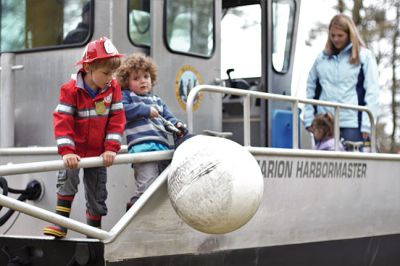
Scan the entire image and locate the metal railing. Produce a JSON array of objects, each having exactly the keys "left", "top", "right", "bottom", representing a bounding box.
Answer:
[
  {"left": 0, "top": 150, "right": 173, "bottom": 241},
  {"left": 186, "top": 85, "right": 376, "bottom": 152},
  {"left": 0, "top": 84, "right": 377, "bottom": 242}
]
